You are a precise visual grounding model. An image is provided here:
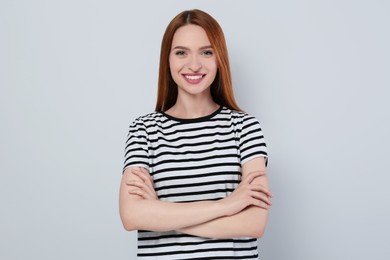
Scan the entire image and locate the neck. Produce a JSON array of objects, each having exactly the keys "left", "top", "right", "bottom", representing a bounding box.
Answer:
[{"left": 166, "top": 92, "right": 219, "bottom": 119}]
